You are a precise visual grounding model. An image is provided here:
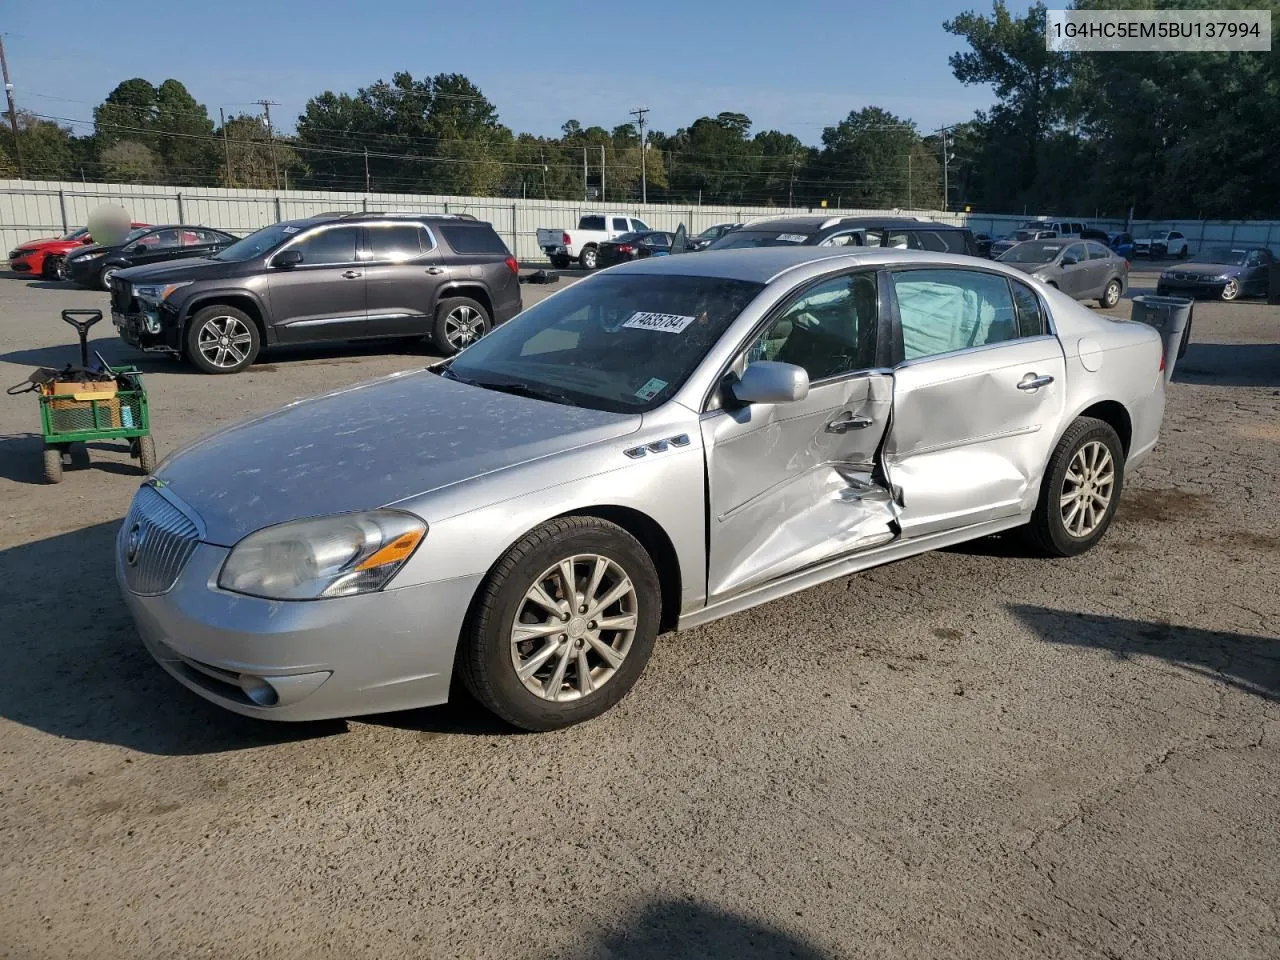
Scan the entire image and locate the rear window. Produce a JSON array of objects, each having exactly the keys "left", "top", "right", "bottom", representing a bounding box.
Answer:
[
  {"left": 579, "top": 216, "right": 606, "bottom": 231},
  {"left": 913, "top": 230, "right": 970, "bottom": 254},
  {"left": 440, "top": 224, "right": 510, "bottom": 255}
]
